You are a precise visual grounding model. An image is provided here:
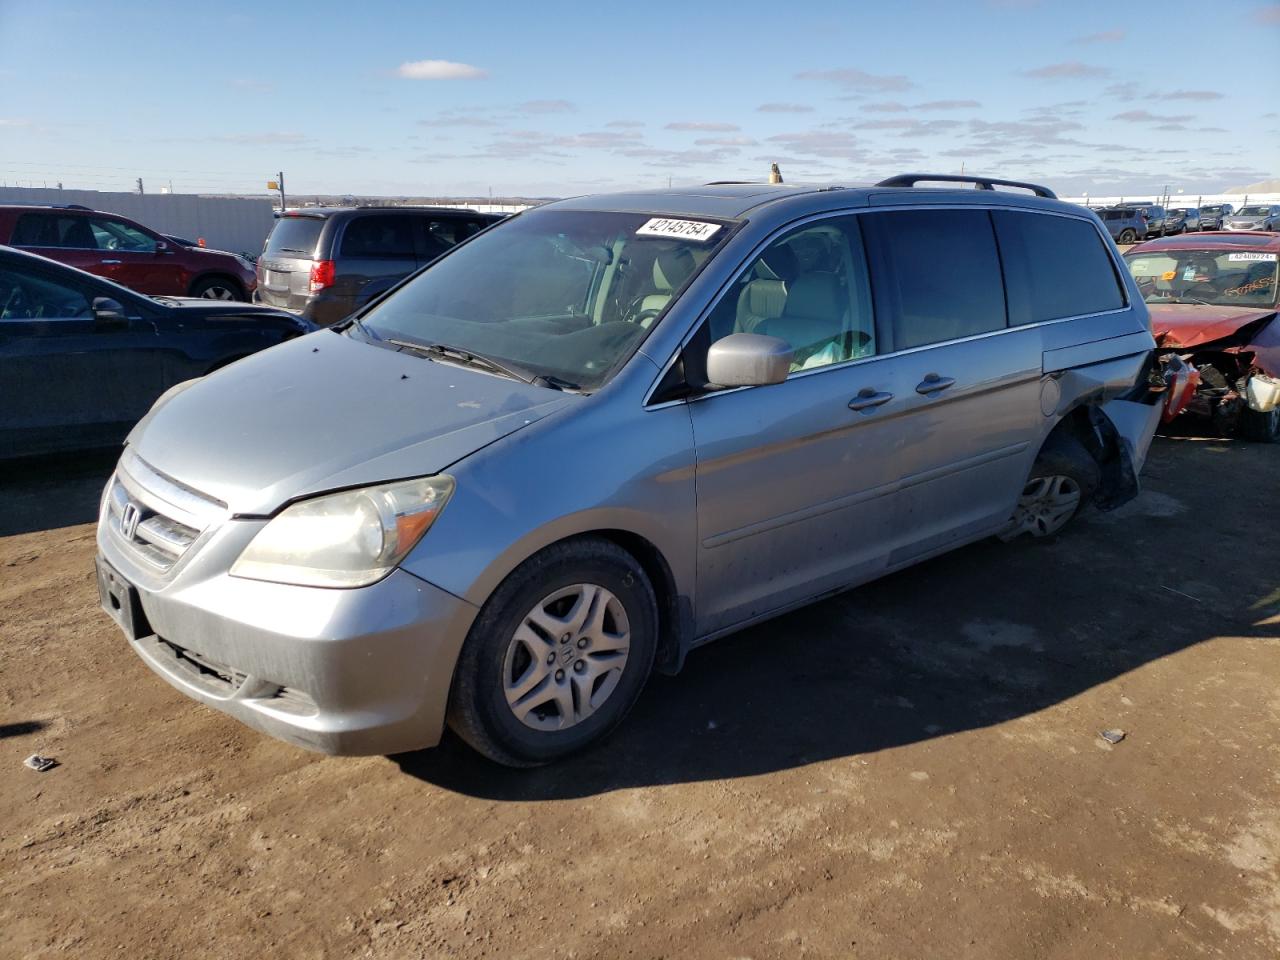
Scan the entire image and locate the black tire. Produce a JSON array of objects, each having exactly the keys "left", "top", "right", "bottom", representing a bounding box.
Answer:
[
  {"left": 1237, "top": 406, "right": 1280, "bottom": 443},
  {"left": 1003, "top": 433, "right": 1100, "bottom": 541},
  {"left": 447, "top": 537, "right": 658, "bottom": 767},
  {"left": 190, "top": 275, "right": 246, "bottom": 301},
  {"left": 1118, "top": 229, "right": 1137, "bottom": 244}
]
